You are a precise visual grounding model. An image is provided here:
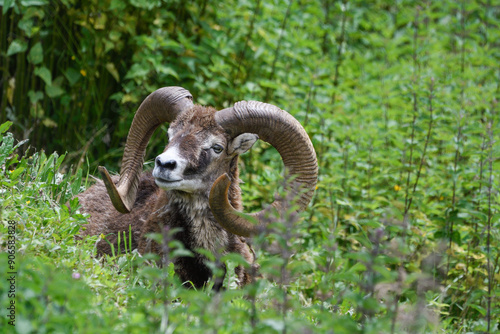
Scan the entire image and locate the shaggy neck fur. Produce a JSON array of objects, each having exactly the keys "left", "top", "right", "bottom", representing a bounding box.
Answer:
[{"left": 166, "top": 191, "right": 229, "bottom": 255}]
